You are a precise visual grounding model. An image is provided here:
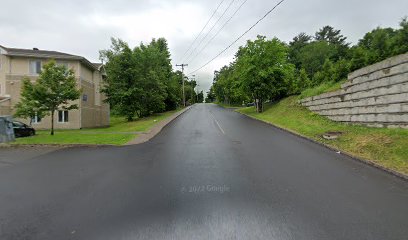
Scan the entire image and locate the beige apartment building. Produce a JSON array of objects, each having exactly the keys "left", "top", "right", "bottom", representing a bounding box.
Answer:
[{"left": 0, "top": 45, "right": 109, "bottom": 129}]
